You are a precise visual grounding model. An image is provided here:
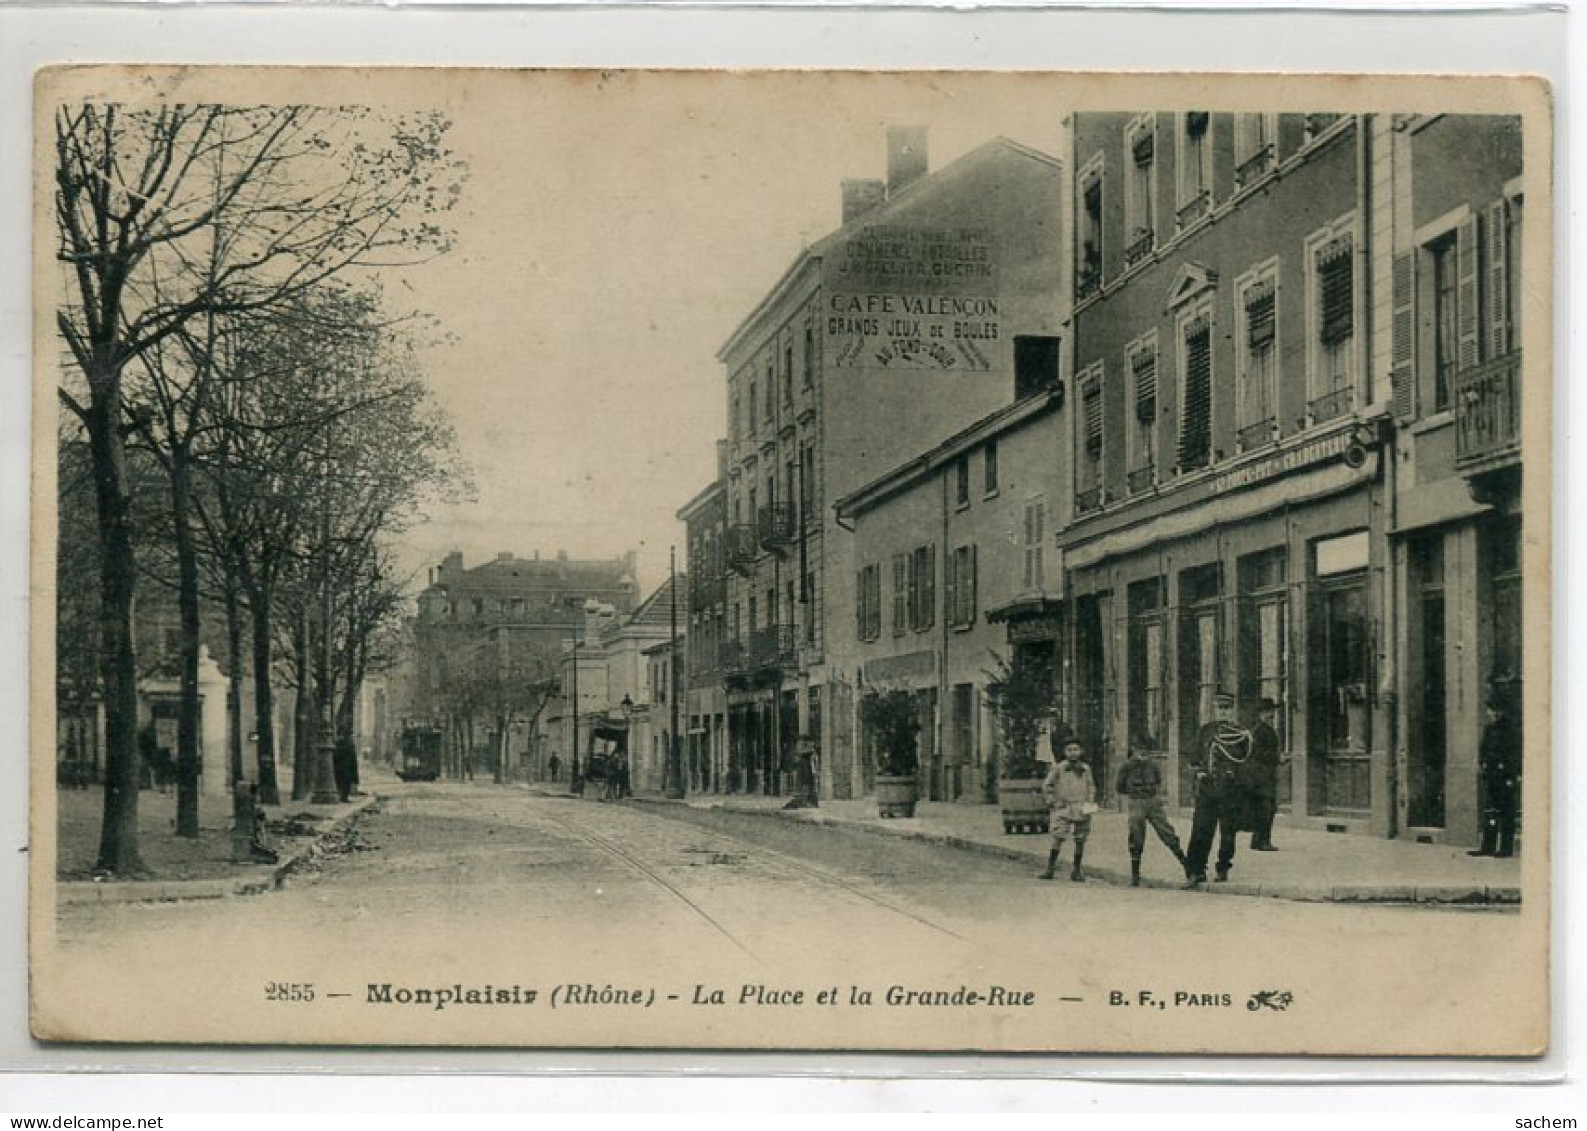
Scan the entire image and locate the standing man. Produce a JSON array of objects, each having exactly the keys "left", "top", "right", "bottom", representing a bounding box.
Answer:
[
  {"left": 1115, "top": 747, "right": 1189, "bottom": 886},
  {"left": 333, "top": 735, "right": 358, "bottom": 804},
  {"left": 1470, "top": 685, "right": 1521, "bottom": 858},
  {"left": 1246, "top": 698, "right": 1283, "bottom": 852},
  {"left": 1183, "top": 691, "right": 1253, "bottom": 887}
]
